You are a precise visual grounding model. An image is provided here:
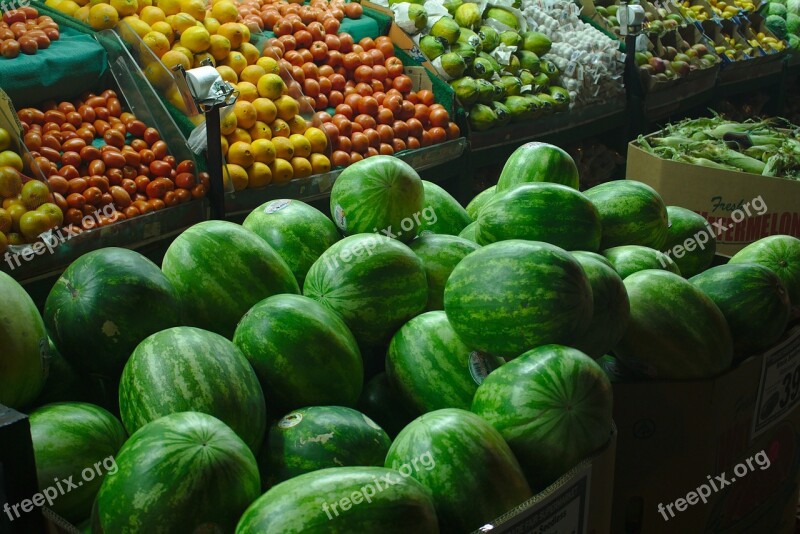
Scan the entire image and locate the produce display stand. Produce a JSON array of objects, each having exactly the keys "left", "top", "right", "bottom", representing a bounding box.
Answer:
[
  {"left": 475, "top": 428, "right": 617, "bottom": 533},
  {"left": 611, "top": 323, "right": 800, "bottom": 533},
  {"left": 0, "top": 406, "right": 44, "bottom": 534}
]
